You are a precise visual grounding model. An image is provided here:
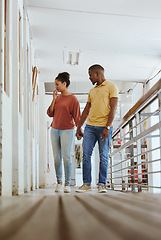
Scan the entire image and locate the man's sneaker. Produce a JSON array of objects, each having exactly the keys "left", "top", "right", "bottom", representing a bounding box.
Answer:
[
  {"left": 55, "top": 184, "right": 63, "bottom": 193},
  {"left": 98, "top": 185, "right": 107, "bottom": 193},
  {"left": 76, "top": 184, "right": 91, "bottom": 193},
  {"left": 64, "top": 185, "right": 71, "bottom": 193}
]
